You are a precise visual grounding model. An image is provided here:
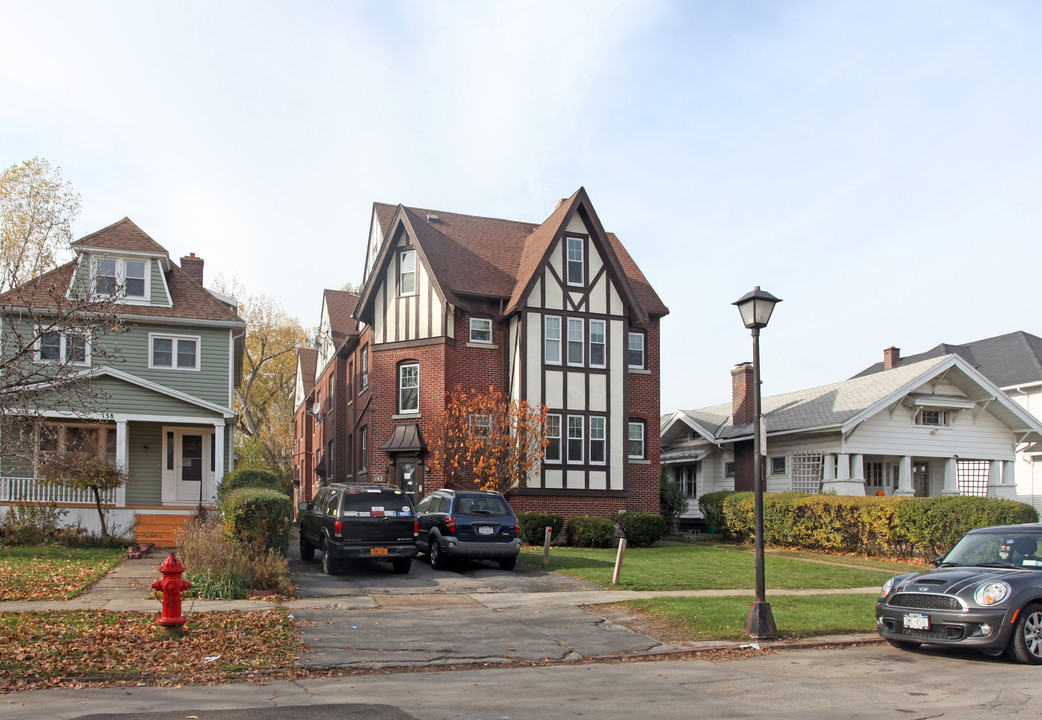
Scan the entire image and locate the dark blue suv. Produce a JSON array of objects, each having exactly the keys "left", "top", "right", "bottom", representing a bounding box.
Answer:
[{"left": 415, "top": 489, "right": 521, "bottom": 570}]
